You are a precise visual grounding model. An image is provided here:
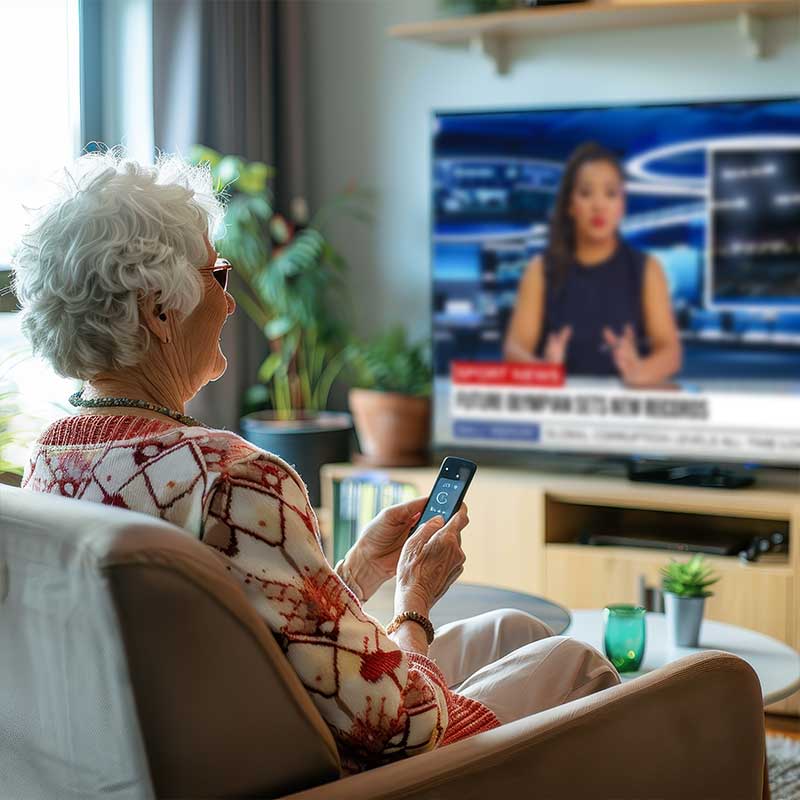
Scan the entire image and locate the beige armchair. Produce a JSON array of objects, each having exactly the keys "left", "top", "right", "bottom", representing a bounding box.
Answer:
[{"left": 0, "top": 483, "right": 768, "bottom": 799}]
